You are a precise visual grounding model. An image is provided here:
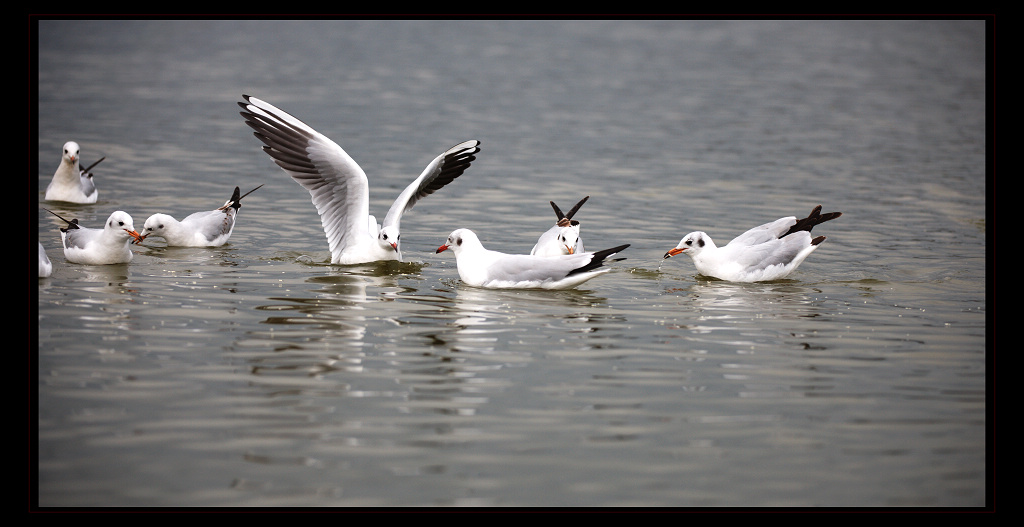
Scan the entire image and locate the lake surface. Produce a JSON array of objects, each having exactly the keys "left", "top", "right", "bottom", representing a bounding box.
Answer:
[{"left": 33, "top": 19, "right": 988, "bottom": 508}]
